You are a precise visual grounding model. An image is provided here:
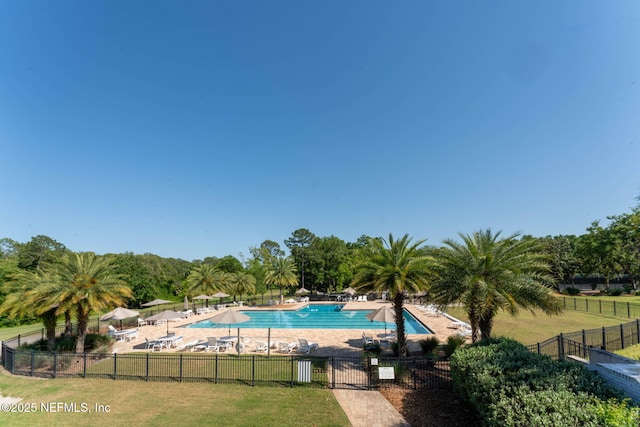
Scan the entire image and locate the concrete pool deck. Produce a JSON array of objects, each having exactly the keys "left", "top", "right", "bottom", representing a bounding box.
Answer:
[{"left": 110, "top": 300, "right": 467, "bottom": 356}]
